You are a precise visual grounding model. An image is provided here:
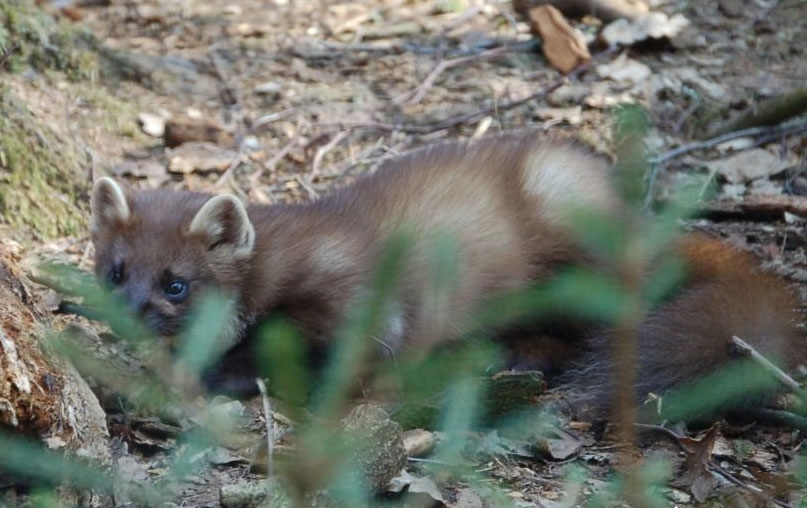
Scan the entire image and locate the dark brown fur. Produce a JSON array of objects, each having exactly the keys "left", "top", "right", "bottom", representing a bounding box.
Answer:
[{"left": 90, "top": 132, "right": 805, "bottom": 416}]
